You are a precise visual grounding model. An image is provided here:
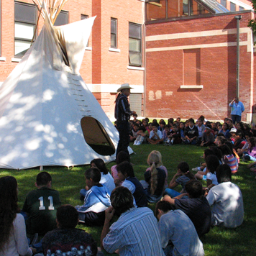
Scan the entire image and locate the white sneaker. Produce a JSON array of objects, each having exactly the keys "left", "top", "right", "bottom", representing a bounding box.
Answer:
[{"left": 192, "top": 167, "right": 200, "bottom": 171}]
